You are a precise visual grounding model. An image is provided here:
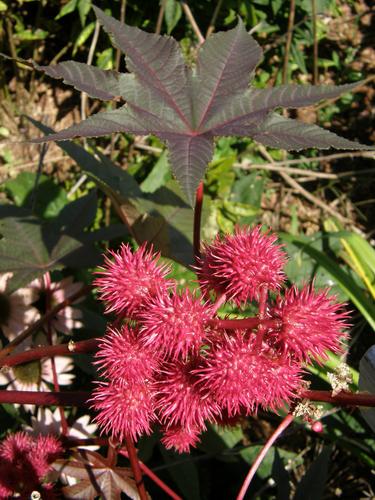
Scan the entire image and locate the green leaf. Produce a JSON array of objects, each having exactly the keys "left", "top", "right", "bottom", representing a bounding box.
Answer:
[
  {"left": 159, "top": 445, "right": 200, "bottom": 500},
  {"left": 53, "top": 191, "right": 97, "bottom": 236},
  {"left": 164, "top": 0, "right": 182, "bottom": 34},
  {"left": 280, "top": 232, "right": 375, "bottom": 330},
  {"left": 293, "top": 446, "right": 331, "bottom": 500},
  {"left": 73, "top": 22, "right": 95, "bottom": 56},
  {"left": 240, "top": 446, "right": 301, "bottom": 479},
  {"left": 140, "top": 150, "right": 171, "bottom": 193},
  {"left": 77, "top": 0, "right": 92, "bottom": 26},
  {"left": 5, "top": 172, "right": 68, "bottom": 219},
  {"left": 28, "top": 119, "right": 197, "bottom": 266},
  {"left": 55, "top": 0, "right": 78, "bottom": 19},
  {"left": 359, "top": 346, "right": 375, "bottom": 433},
  {"left": 0, "top": 211, "right": 82, "bottom": 292},
  {"left": 324, "top": 220, "right": 375, "bottom": 301},
  {"left": 272, "top": 449, "right": 290, "bottom": 500}
]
